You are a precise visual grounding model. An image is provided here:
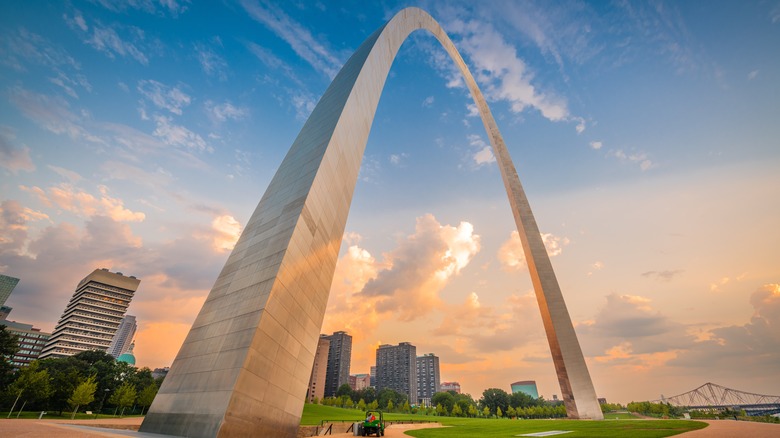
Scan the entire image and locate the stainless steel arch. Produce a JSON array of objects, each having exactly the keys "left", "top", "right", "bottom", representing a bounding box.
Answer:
[{"left": 140, "top": 7, "right": 602, "bottom": 438}]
